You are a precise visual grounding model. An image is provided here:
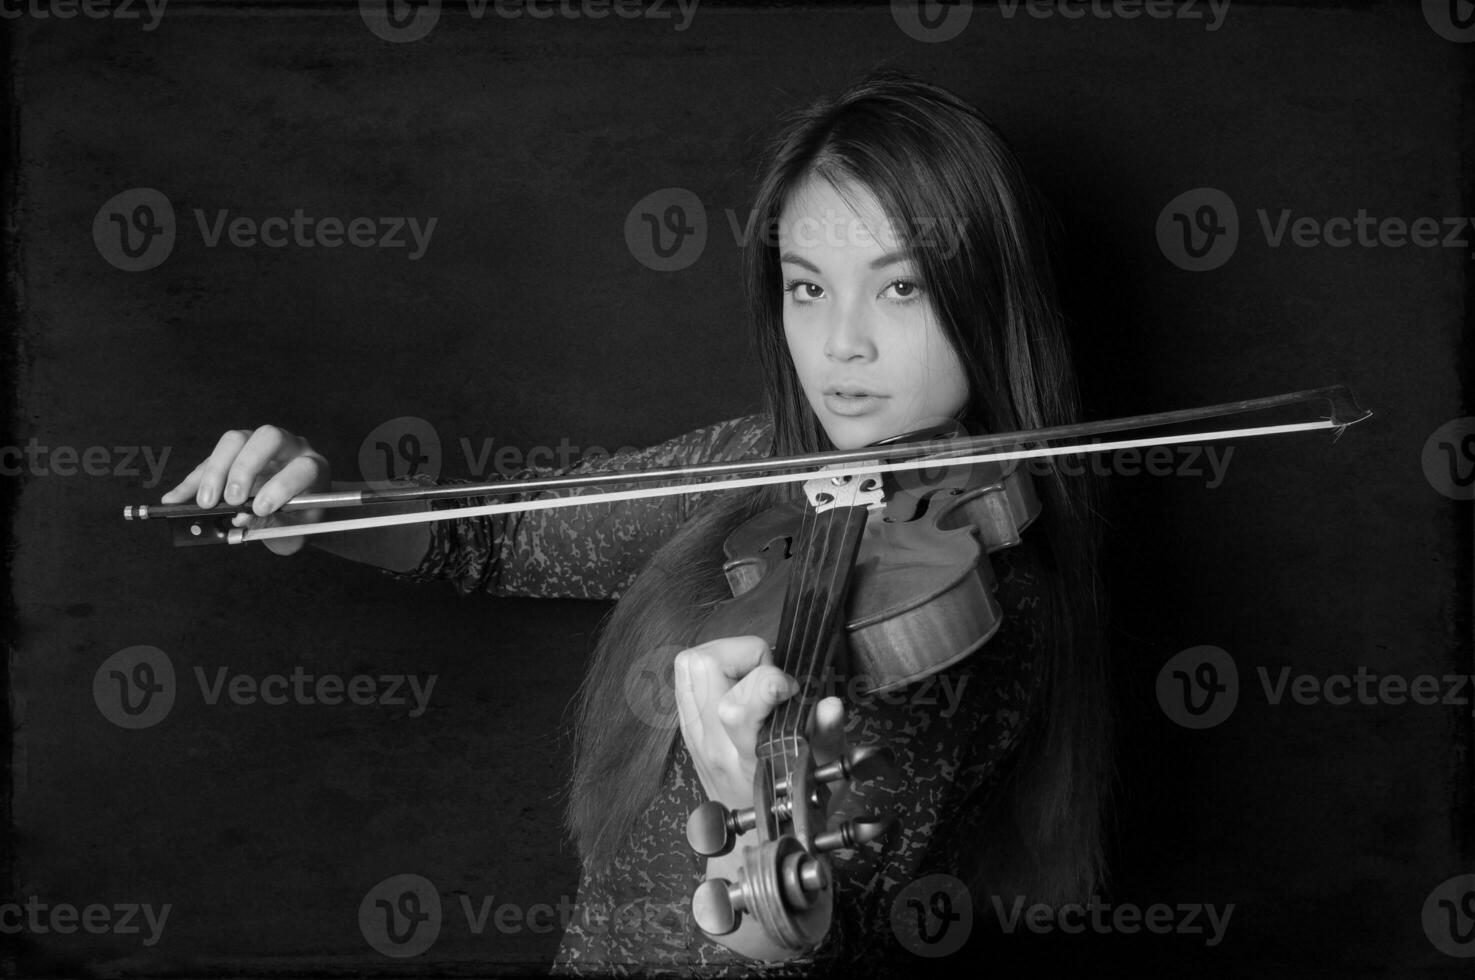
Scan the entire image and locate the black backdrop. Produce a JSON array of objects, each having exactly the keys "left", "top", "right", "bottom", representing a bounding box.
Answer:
[{"left": 2, "top": 1, "right": 1472, "bottom": 976}]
